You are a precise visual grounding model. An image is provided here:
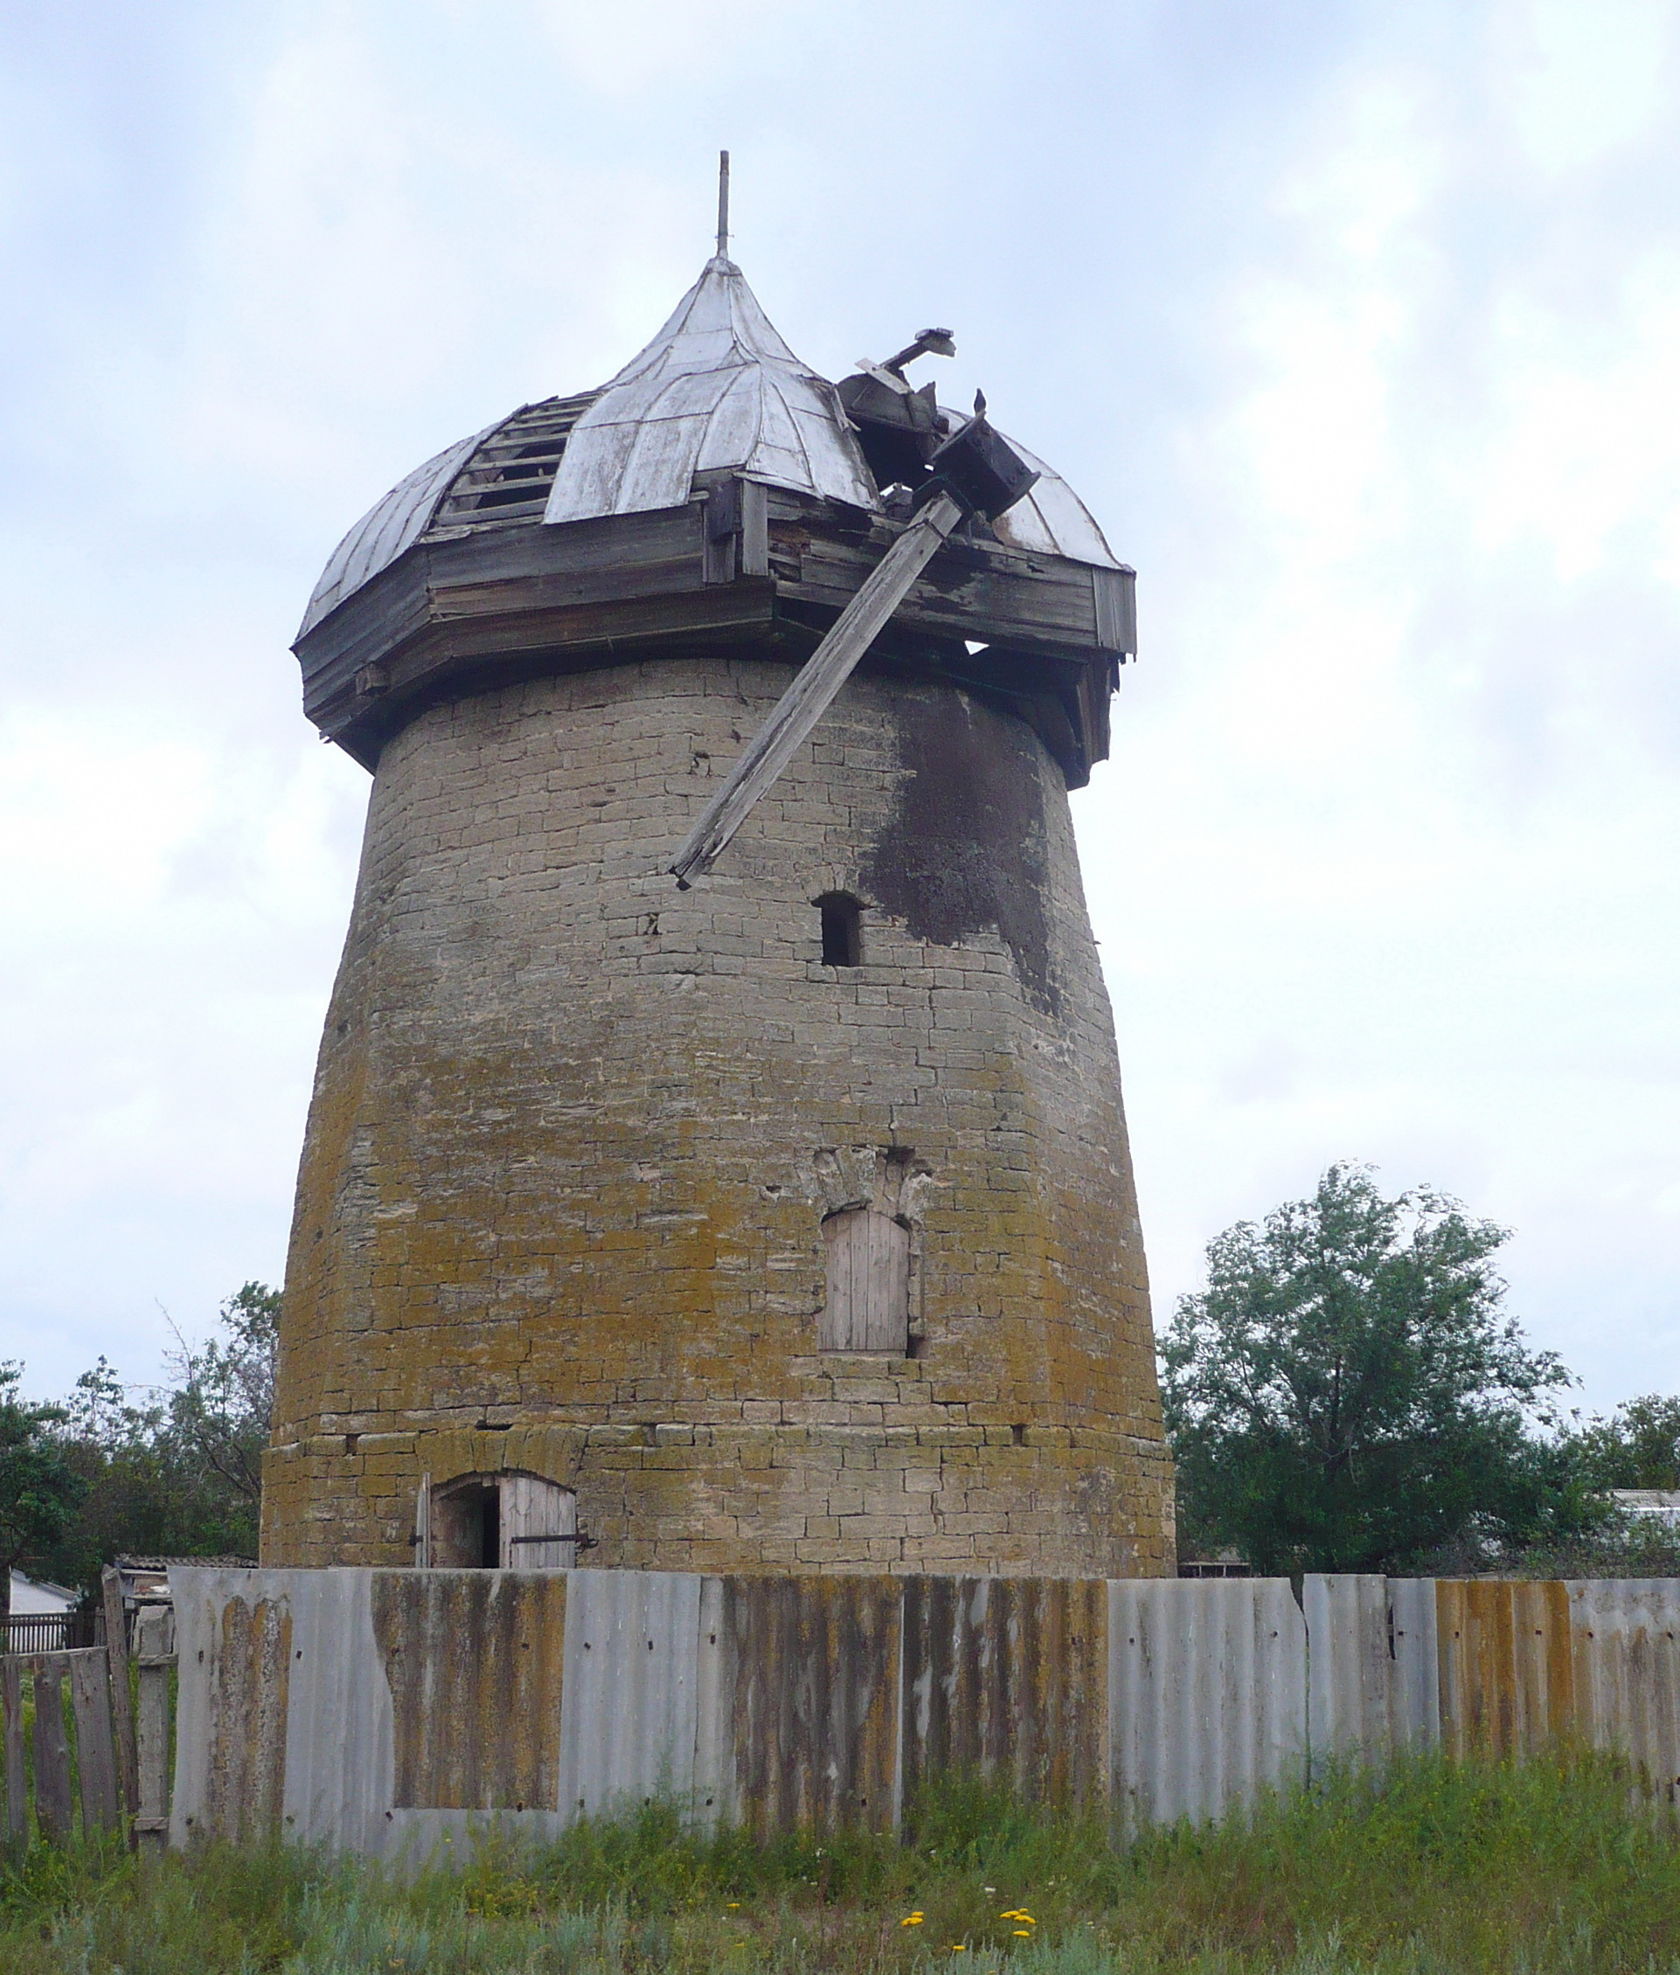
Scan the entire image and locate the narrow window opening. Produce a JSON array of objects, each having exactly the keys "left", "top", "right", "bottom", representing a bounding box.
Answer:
[{"left": 817, "top": 891, "right": 862, "bottom": 967}]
